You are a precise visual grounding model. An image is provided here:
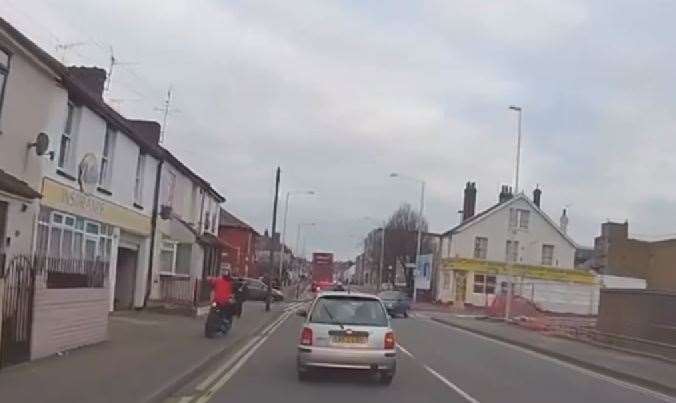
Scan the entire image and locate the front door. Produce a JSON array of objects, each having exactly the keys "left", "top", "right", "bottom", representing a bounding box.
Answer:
[
  {"left": 114, "top": 248, "right": 137, "bottom": 310},
  {"left": 454, "top": 271, "right": 467, "bottom": 305}
]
